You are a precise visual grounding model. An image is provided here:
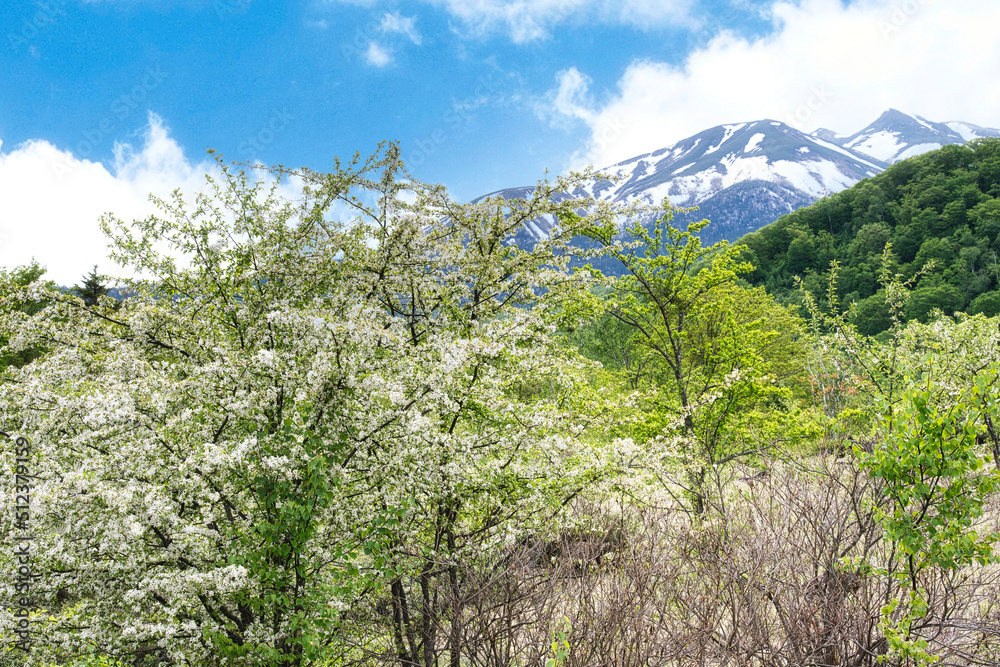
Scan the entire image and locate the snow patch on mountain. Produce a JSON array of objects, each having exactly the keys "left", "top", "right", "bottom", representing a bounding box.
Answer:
[
  {"left": 845, "top": 132, "right": 905, "bottom": 162},
  {"left": 772, "top": 159, "right": 858, "bottom": 199},
  {"left": 896, "top": 143, "right": 944, "bottom": 161},
  {"left": 744, "top": 133, "right": 766, "bottom": 153},
  {"left": 525, "top": 216, "right": 548, "bottom": 239},
  {"left": 947, "top": 122, "right": 980, "bottom": 141},
  {"left": 478, "top": 110, "right": 998, "bottom": 255},
  {"left": 721, "top": 154, "right": 771, "bottom": 185},
  {"left": 810, "top": 135, "right": 884, "bottom": 168},
  {"left": 945, "top": 121, "right": 1000, "bottom": 142},
  {"left": 706, "top": 123, "right": 747, "bottom": 154}
]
